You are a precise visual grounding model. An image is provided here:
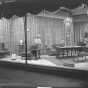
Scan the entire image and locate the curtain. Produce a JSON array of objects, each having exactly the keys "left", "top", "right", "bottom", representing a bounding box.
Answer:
[
  {"left": 0, "top": 14, "right": 65, "bottom": 54},
  {"left": 74, "top": 22, "right": 86, "bottom": 45},
  {"left": 0, "top": 16, "right": 24, "bottom": 54},
  {"left": 27, "top": 15, "right": 64, "bottom": 46},
  {"left": 10, "top": 16, "right": 24, "bottom": 53}
]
